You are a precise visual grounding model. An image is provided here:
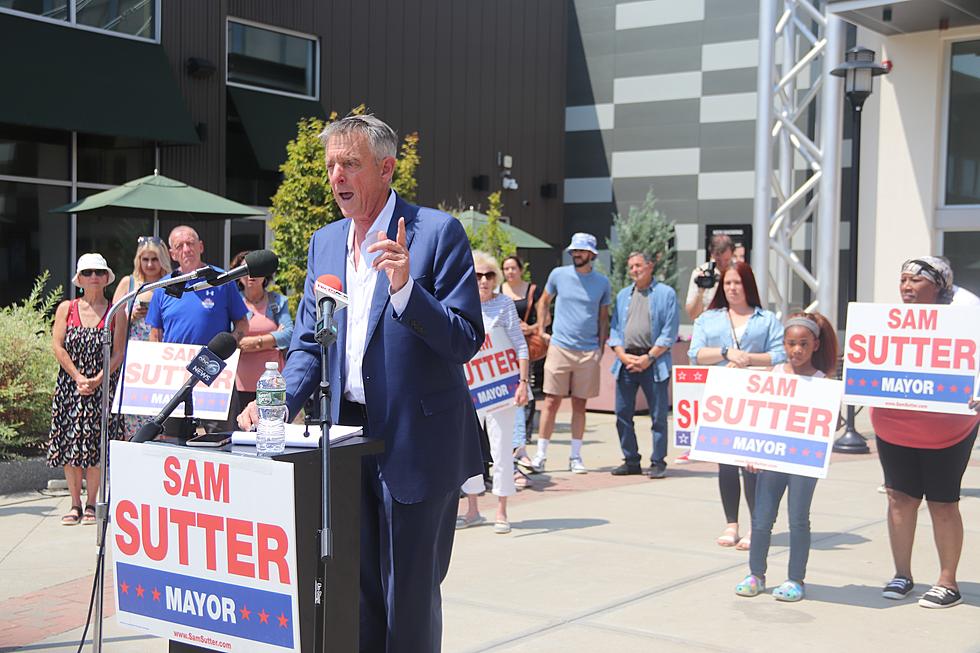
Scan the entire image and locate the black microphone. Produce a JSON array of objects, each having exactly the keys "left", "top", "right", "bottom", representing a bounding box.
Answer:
[
  {"left": 131, "top": 332, "right": 239, "bottom": 443},
  {"left": 187, "top": 250, "right": 279, "bottom": 292}
]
